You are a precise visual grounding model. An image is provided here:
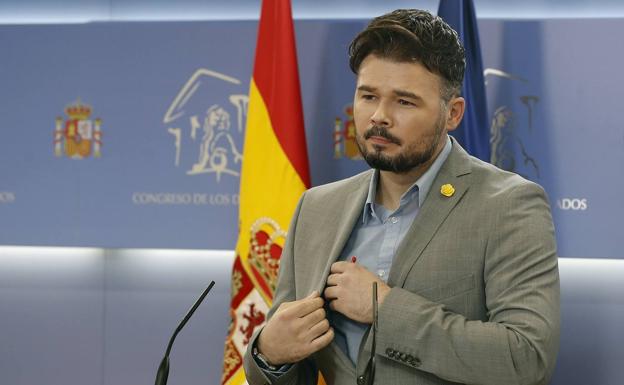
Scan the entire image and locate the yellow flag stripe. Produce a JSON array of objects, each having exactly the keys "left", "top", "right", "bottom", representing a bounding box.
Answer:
[
  {"left": 235, "top": 79, "right": 307, "bottom": 295},
  {"left": 224, "top": 367, "right": 247, "bottom": 385}
]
